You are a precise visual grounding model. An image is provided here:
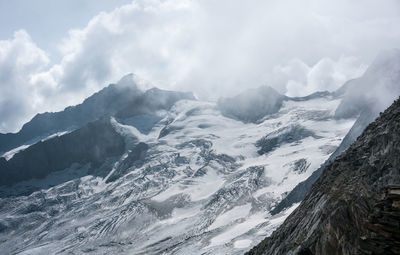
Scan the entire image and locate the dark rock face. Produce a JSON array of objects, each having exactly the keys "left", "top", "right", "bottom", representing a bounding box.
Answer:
[
  {"left": 0, "top": 75, "right": 141, "bottom": 153},
  {"left": 218, "top": 86, "right": 286, "bottom": 123},
  {"left": 256, "top": 124, "right": 319, "bottom": 155},
  {"left": 246, "top": 97, "right": 400, "bottom": 255},
  {"left": 0, "top": 79, "right": 195, "bottom": 197},
  {"left": 0, "top": 78, "right": 194, "bottom": 154},
  {"left": 158, "top": 125, "right": 183, "bottom": 139},
  {"left": 116, "top": 88, "right": 195, "bottom": 118},
  {"left": 0, "top": 118, "right": 125, "bottom": 188},
  {"left": 105, "top": 142, "right": 149, "bottom": 183},
  {"left": 289, "top": 91, "right": 332, "bottom": 102},
  {"left": 289, "top": 159, "right": 310, "bottom": 174},
  {"left": 119, "top": 114, "right": 163, "bottom": 135},
  {"left": 271, "top": 107, "right": 378, "bottom": 215},
  {"left": 360, "top": 186, "right": 400, "bottom": 254}
]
